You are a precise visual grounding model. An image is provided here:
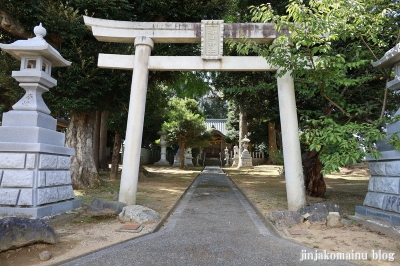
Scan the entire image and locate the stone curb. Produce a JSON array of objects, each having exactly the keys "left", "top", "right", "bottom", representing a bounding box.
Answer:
[{"left": 350, "top": 214, "right": 400, "bottom": 242}]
